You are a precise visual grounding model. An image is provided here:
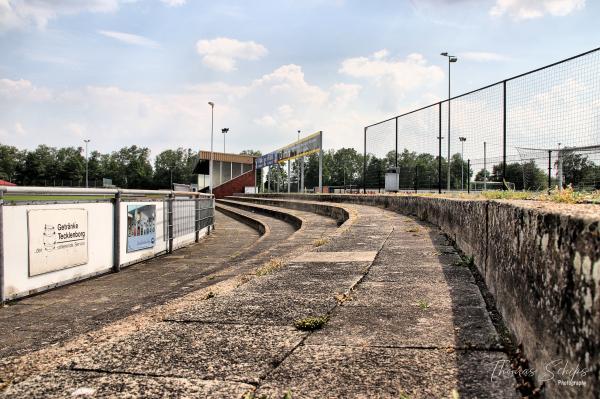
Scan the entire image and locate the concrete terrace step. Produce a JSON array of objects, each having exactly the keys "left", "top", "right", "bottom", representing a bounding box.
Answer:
[{"left": 1, "top": 197, "right": 520, "bottom": 398}]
